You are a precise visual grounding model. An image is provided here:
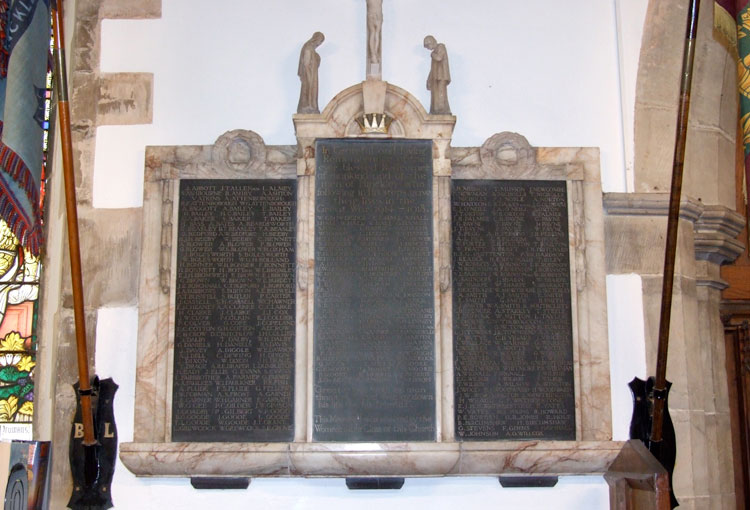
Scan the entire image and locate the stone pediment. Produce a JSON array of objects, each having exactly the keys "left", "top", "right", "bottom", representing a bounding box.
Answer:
[
  {"left": 294, "top": 81, "right": 455, "bottom": 139},
  {"left": 294, "top": 81, "right": 456, "bottom": 178}
]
